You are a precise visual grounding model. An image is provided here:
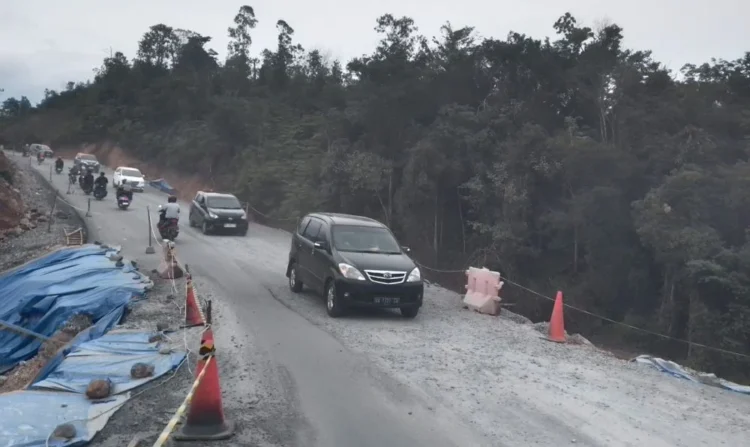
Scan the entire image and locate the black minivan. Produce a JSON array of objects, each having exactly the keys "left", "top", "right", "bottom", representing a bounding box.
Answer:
[
  {"left": 286, "top": 213, "right": 423, "bottom": 318},
  {"left": 188, "top": 191, "right": 249, "bottom": 236}
]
